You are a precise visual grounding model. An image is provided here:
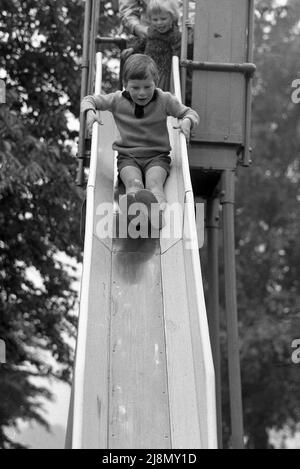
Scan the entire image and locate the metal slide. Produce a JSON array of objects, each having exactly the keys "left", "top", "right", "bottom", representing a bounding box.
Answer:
[{"left": 66, "top": 54, "right": 217, "bottom": 449}]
